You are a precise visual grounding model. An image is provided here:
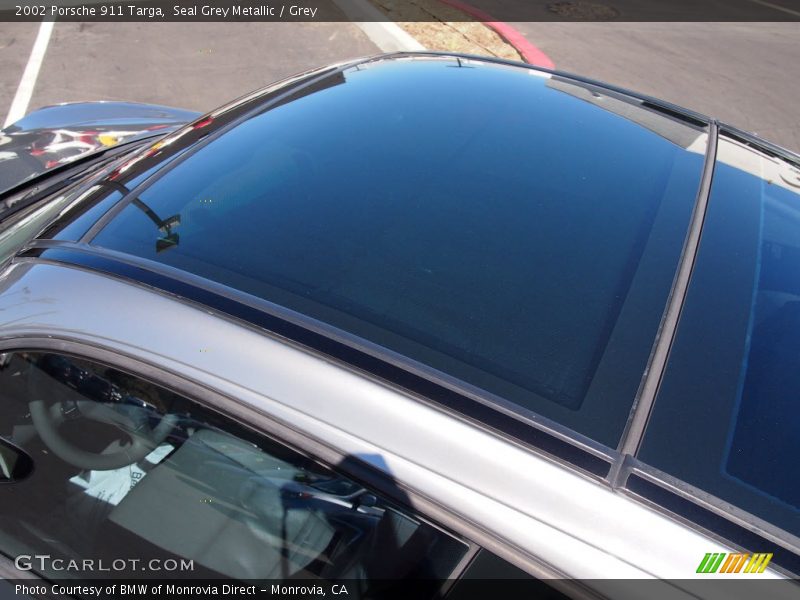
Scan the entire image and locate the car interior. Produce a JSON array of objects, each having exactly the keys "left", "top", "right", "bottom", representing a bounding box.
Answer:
[{"left": 0, "top": 352, "right": 465, "bottom": 592}]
